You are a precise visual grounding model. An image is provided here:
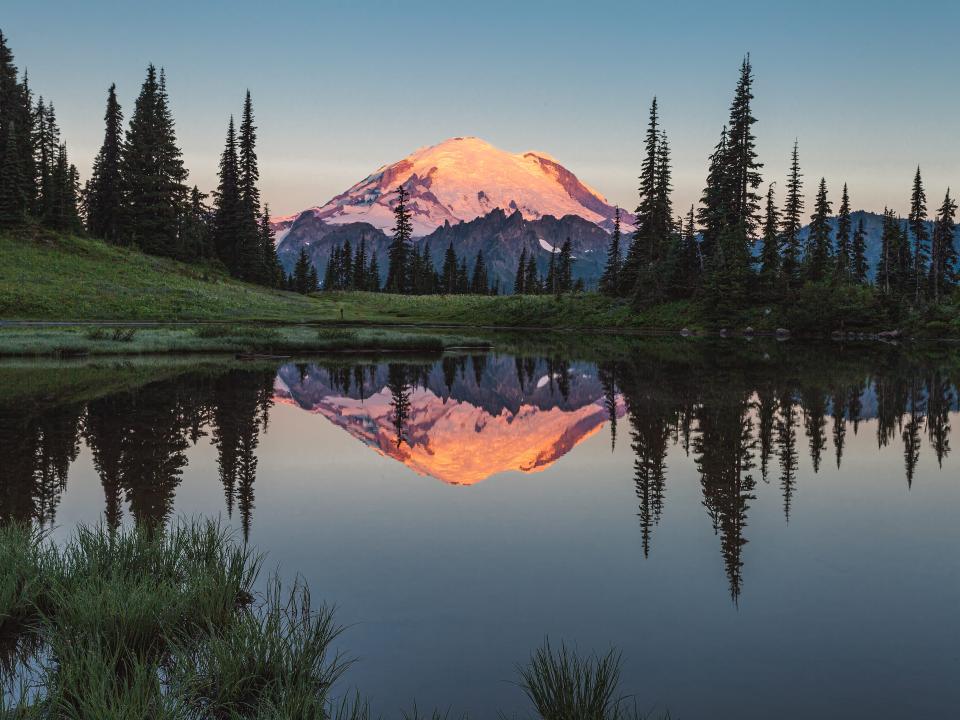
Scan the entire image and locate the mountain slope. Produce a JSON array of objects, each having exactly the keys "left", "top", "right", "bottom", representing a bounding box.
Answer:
[{"left": 287, "top": 136, "right": 627, "bottom": 237}]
